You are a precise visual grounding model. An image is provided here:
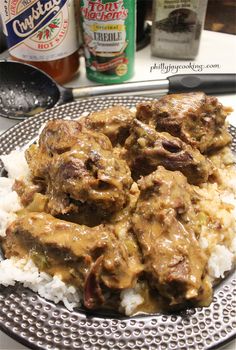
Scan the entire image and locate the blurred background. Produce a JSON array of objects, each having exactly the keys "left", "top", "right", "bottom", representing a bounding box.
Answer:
[
  {"left": 136, "top": 0, "right": 236, "bottom": 50},
  {"left": 204, "top": 0, "right": 236, "bottom": 34}
]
